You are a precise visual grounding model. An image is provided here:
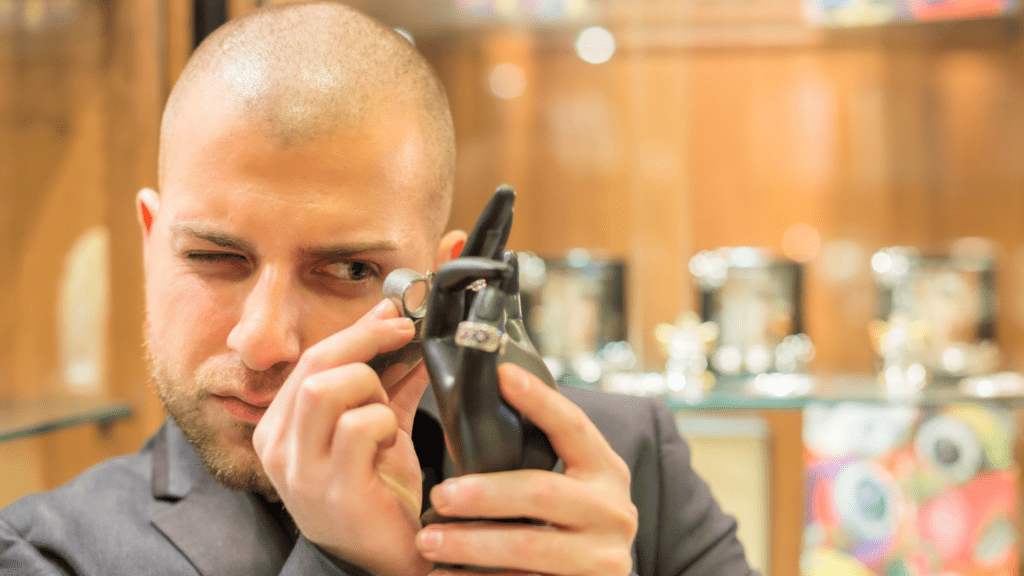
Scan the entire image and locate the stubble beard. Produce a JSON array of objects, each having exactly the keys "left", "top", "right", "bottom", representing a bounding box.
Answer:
[{"left": 144, "top": 326, "right": 281, "bottom": 499}]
